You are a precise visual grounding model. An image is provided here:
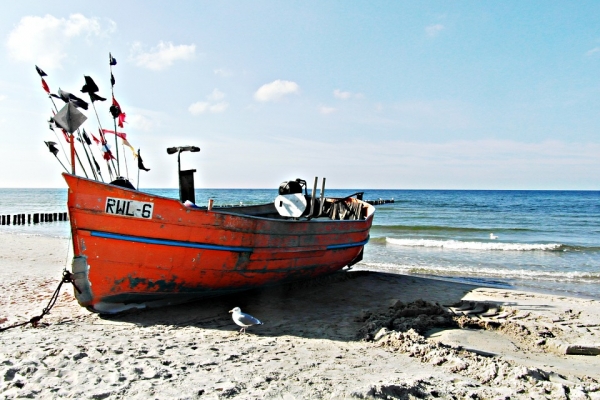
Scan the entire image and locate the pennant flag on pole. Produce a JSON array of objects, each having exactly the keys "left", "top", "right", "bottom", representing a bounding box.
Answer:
[
  {"left": 102, "top": 128, "right": 127, "bottom": 140},
  {"left": 109, "top": 97, "right": 122, "bottom": 118},
  {"left": 111, "top": 73, "right": 115, "bottom": 87},
  {"left": 44, "top": 141, "right": 59, "bottom": 156},
  {"left": 44, "top": 141, "right": 68, "bottom": 172},
  {"left": 102, "top": 143, "right": 115, "bottom": 160},
  {"left": 81, "top": 76, "right": 106, "bottom": 102},
  {"left": 48, "top": 117, "right": 70, "bottom": 142},
  {"left": 138, "top": 149, "right": 150, "bottom": 171},
  {"left": 94, "top": 158, "right": 101, "bottom": 174},
  {"left": 91, "top": 133, "right": 101, "bottom": 145},
  {"left": 90, "top": 93, "right": 106, "bottom": 102},
  {"left": 109, "top": 53, "right": 117, "bottom": 66},
  {"left": 118, "top": 112, "right": 126, "bottom": 128},
  {"left": 102, "top": 129, "right": 137, "bottom": 157},
  {"left": 81, "top": 76, "right": 100, "bottom": 93},
  {"left": 121, "top": 138, "right": 137, "bottom": 157},
  {"left": 82, "top": 129, "right": 93, "bottom": 146},
  {"left": 56, "top": 88, "right": 89, "bottom": 110},
  {"left": 41, "top": 78, "right": 50, "bottom": 94},
  {"left": 35, "top": 65, "right": 47, "bottom": 77},
  {"left": 109, "top": 97, "right": 126, "bottom": 127}
]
